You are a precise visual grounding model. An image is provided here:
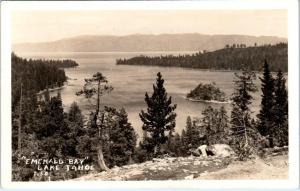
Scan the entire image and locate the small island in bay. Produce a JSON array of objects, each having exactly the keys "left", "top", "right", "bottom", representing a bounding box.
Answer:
[{"left": 186, "top": 82, "right": 228, "bottom": 103}]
